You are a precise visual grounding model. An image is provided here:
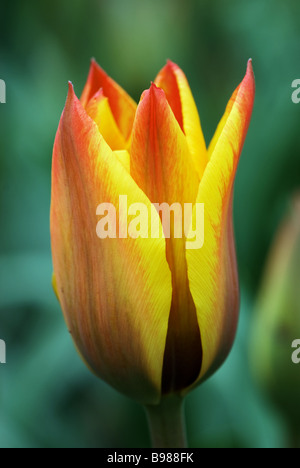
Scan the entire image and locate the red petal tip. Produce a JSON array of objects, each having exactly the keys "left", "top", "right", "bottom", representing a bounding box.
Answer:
[
  {"left": 149, "top": 81, "right": 164, "bottom": 95},
  {"left": 245, "top": 59, "right": 255, "bottom": 92},
  {"left": 246, "top": 59, "right": 254, "bottom": 76},
  {"left": 67, "top": 81, "right": 76, "bottom": 100},
  {"left": 166, "top": 59, "right": 177, "bottom": 69}
]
